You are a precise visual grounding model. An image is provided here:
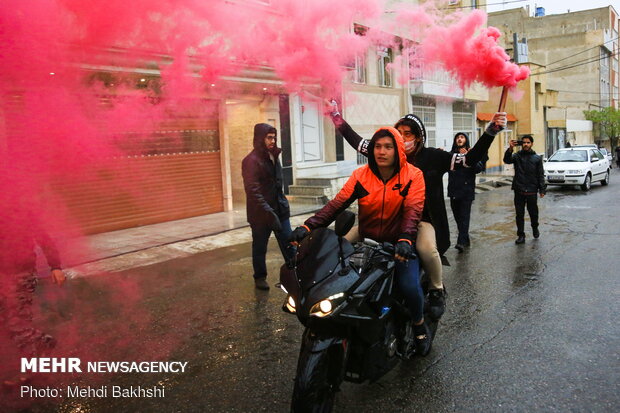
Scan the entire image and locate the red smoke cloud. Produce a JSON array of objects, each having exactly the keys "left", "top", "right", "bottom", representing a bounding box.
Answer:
[{"left": 411, "top": 9, "right": 530, "bottom": 88}]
